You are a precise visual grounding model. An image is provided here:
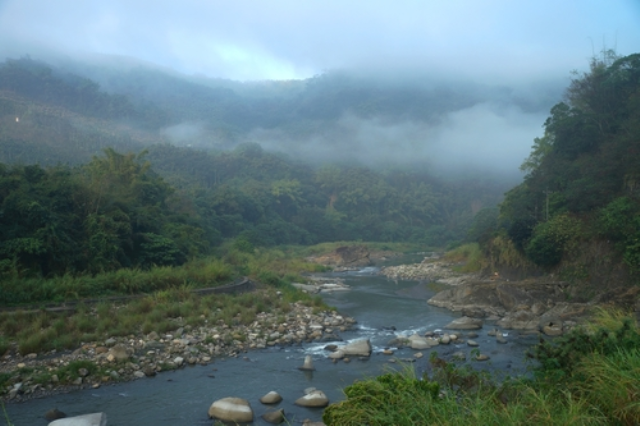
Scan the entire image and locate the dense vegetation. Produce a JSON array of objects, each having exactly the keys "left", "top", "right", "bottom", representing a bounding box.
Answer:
[
  {"left": 0, "top": 143, "right": 503, "bottom": 280},
  {"left": 323, "top": 310, "right": 640, "bottom": 425},
  {"left": 467, "top": 51, "right": 640, "bottom": 281}
]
